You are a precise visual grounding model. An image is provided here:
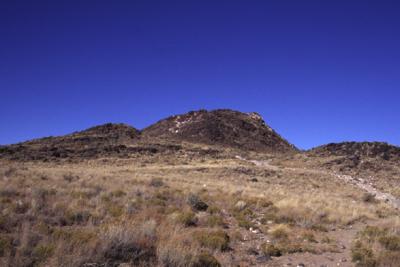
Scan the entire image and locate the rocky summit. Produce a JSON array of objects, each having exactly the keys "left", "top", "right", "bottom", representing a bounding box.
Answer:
[
  {"left": 142, "top": 109, "right": 296, "bottom": 152},
  {"left": 0, "top": 109, "right": 297, "bottom": 161}
]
